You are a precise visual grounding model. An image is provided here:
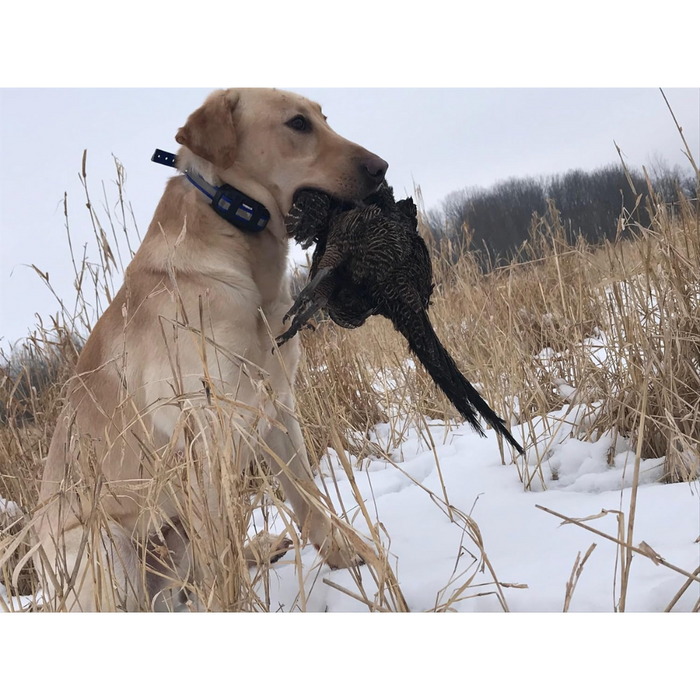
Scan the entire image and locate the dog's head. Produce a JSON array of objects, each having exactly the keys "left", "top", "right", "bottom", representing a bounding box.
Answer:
[{"left": 175, "top": 88, "right": 388, "bottom": 220}]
